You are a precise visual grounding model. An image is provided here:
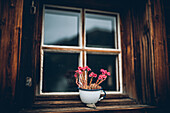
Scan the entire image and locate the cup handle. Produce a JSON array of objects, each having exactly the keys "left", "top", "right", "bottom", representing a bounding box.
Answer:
[{"left": 98, "top": 90, "right": 106, "bottom": 101}]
